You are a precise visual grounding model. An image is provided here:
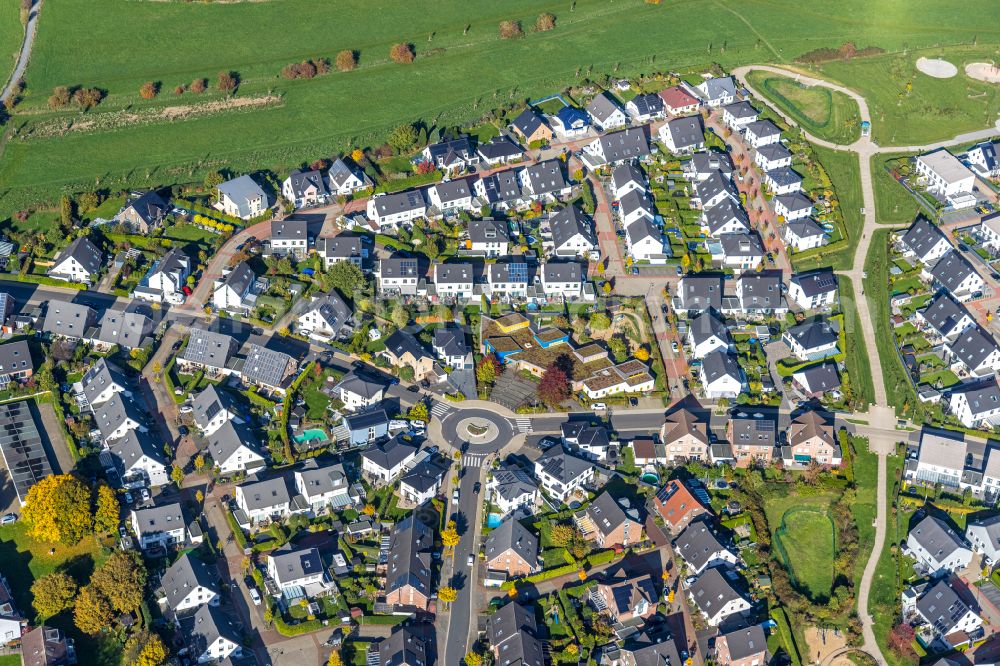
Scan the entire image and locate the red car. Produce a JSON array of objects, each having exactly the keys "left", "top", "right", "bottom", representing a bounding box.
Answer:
[{"left": 182, "top": 286, "right": 192, "bottom": 296}]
